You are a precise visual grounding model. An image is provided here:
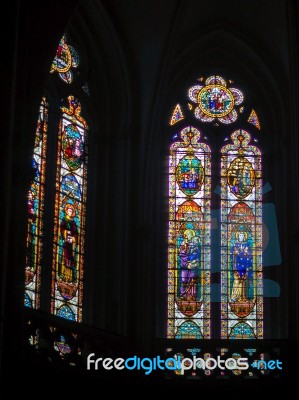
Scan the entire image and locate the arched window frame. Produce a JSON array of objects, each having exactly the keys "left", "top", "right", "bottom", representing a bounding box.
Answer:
[
  {"left": 167, "top": 126, "right": 211, "bottom": 339},
  {"left": 221, "top": 129, "right": 262, "bottom": 339},
  {"left": 25, "top": 33, "right": 90, "bottom": 323},
  {"left": 167, "top": 75, "right": 263, "bottom": 339},
  {"left": 25, "top": 97, "right": 48, "bottom": 309}
]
